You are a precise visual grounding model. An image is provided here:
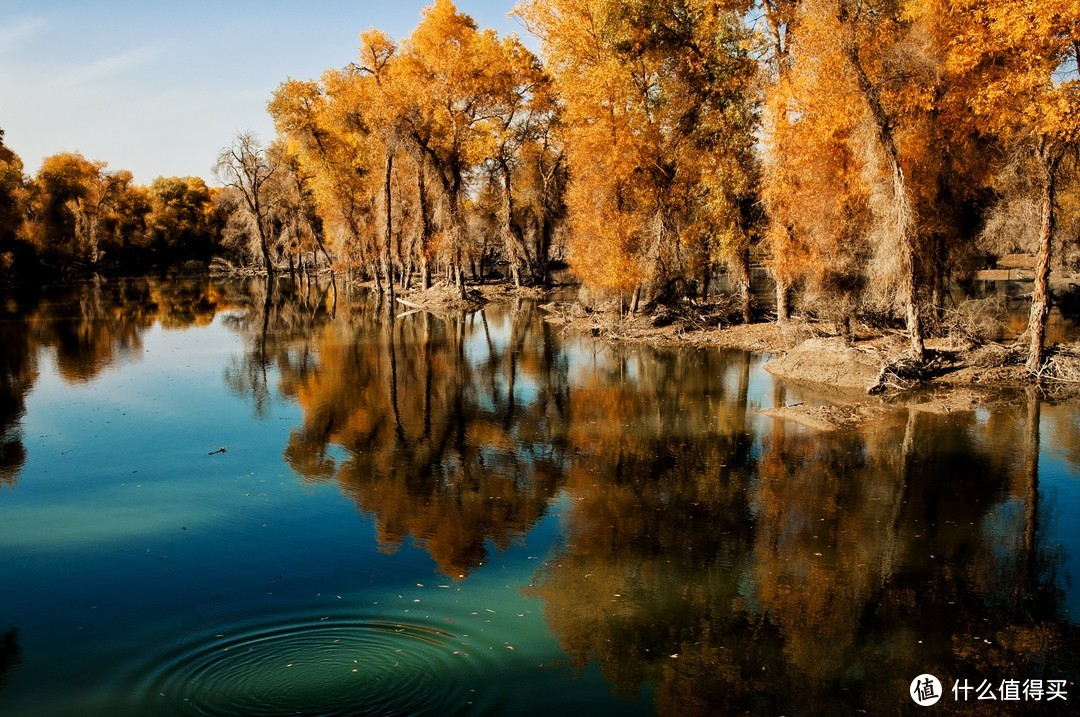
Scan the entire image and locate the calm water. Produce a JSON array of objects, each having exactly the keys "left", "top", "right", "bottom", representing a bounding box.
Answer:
[{"left": 0, "top": 276, "right": 1078, "bottom": 716}]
